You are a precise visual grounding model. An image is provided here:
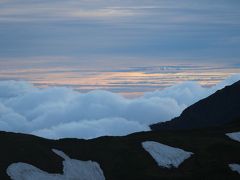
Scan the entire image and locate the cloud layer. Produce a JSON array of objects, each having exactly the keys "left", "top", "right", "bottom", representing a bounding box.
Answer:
[
  {"left": 1, "top": 1, "right": 240, "bottom": 62},
  {"left": 0, "top": 74, "right": 240, "bottom": 139}
]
